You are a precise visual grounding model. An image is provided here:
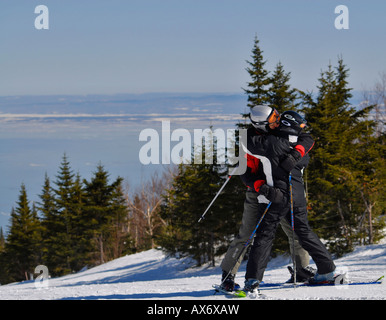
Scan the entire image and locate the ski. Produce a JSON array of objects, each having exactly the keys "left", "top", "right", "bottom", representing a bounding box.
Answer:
[
  {"left": 309, "top": 274, "right": 384, "bottom": 286},
  {"left": 259, "top": 275, "right": 384, "bottom": 292},
  {"left": 213, "top": 285, "right": 247, "bottom": 298},
  {"left": 213, "top": 284, "right": 267, "bottom": 299},
  {"left": 213, "top": 275, "right": 383, "bottom": 297}
]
